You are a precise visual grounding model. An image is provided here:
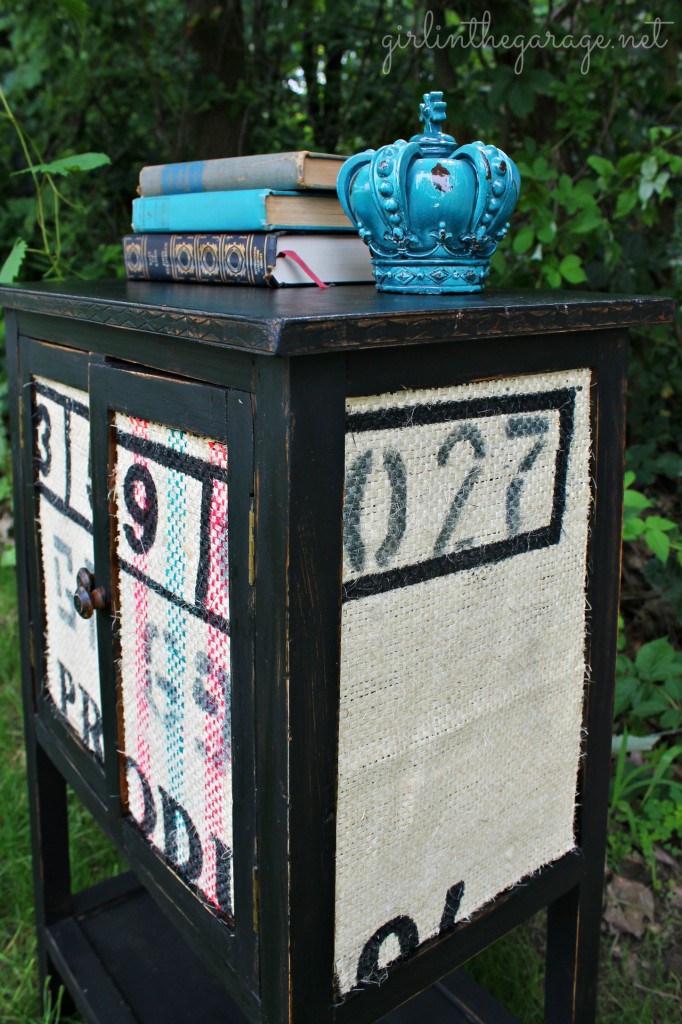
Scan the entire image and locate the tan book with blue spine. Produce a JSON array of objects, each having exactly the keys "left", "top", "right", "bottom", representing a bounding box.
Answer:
[{"left": 138, "top": 151, "right": 346, "bottom": 197}]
